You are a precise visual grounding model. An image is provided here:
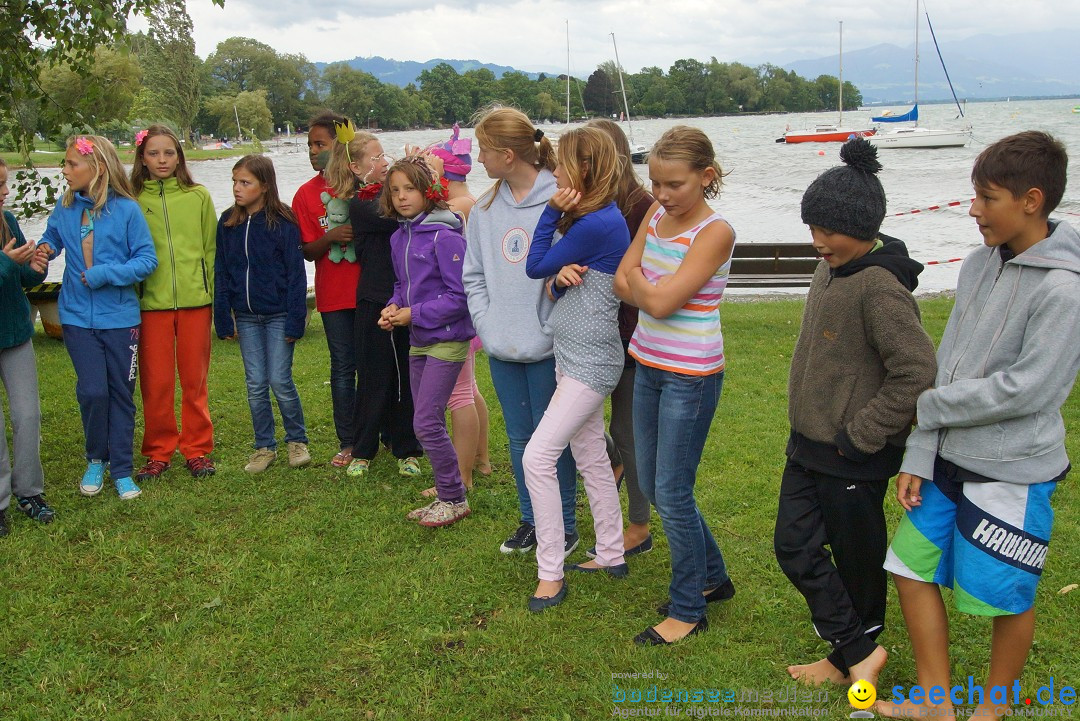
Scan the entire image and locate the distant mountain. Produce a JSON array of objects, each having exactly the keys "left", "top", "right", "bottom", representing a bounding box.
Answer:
[
  {"left": 783, "top": 29, "right": 1080, "bottom": 104},
  {"left": 313, "top": 56, "right": 544, "bottom": 87}
]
